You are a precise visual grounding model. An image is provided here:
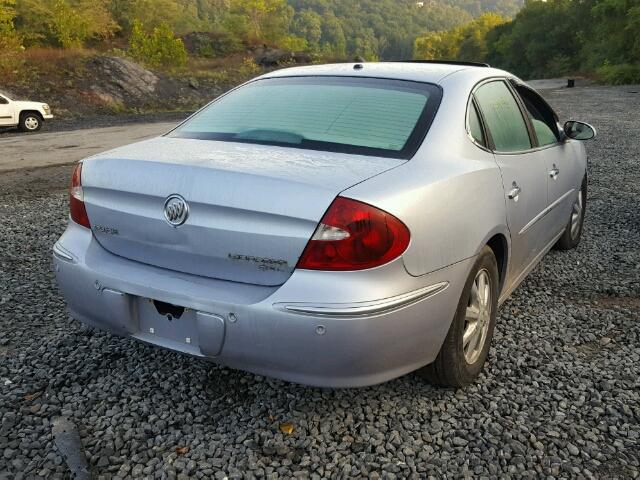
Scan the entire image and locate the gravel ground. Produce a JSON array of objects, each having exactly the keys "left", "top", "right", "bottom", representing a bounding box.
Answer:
[{"left": 1, "top": 85, "right": 639, "bottom": 479}]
